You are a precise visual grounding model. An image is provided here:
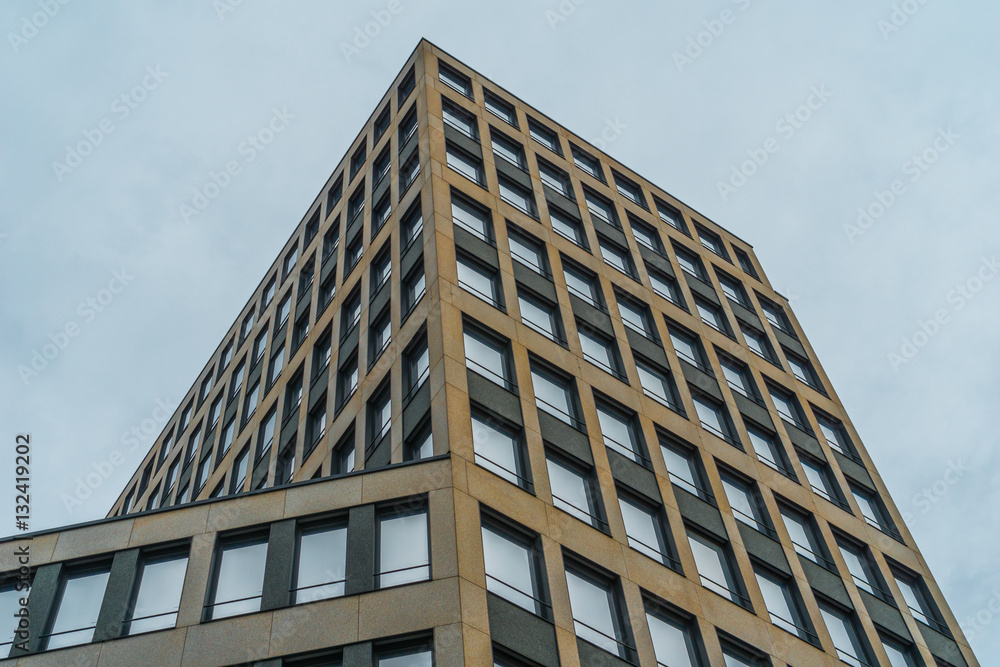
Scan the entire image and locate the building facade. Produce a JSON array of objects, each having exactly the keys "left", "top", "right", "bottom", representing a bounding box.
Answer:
[{"left": 0, "top": 39, "right": 980, "bottom": 667}]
